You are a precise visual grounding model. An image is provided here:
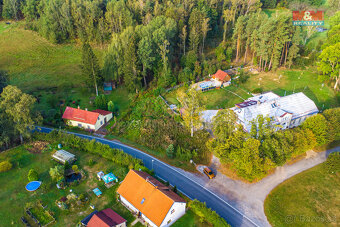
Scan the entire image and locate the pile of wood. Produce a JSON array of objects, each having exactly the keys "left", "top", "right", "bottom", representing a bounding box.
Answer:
[{"left": 27, "top": 141, "right": 49, "bottom": 153}]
